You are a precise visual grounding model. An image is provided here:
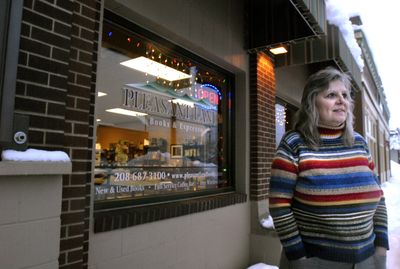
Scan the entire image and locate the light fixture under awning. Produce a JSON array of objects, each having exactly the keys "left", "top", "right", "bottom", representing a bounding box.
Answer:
[
  {"left": 269, "top": 46, "right": 288, "bottom": 55},
  {"left": 120, "top": 56, "right": 192, "bottom": 81}
]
